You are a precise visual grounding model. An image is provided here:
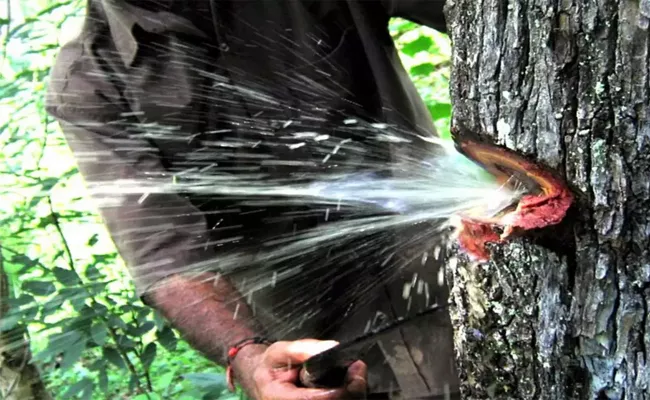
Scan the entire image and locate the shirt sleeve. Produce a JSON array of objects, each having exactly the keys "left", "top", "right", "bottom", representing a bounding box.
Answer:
[
  {"left": 381, "top": 0, "right": 448, "bottom": 33},
  {"left": 46, "top": 34, "right": 217, "bottom": 300}
]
